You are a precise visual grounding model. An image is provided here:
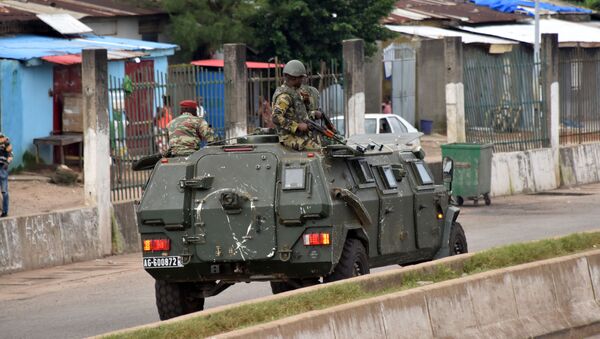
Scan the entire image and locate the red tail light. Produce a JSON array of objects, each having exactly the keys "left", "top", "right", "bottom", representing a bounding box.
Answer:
[
  {"left": 143, "top": 239, "right": 171, "bottom": 252},
  {"left": 303, "top": 232, "right": 331, "bottom": 246}
]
